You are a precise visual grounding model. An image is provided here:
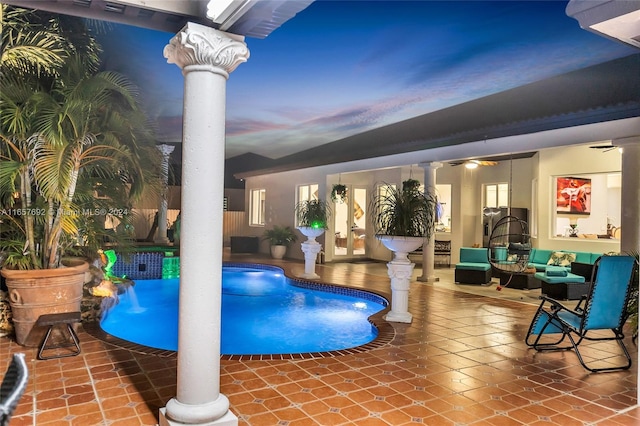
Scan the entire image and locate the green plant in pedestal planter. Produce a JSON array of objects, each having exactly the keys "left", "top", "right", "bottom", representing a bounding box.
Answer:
[
  {"left": 370, "top": 180, "right": 436, "bottom": 239},
  {"left": 295, "top": 199, "right": 332, "bottom": 230}
]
